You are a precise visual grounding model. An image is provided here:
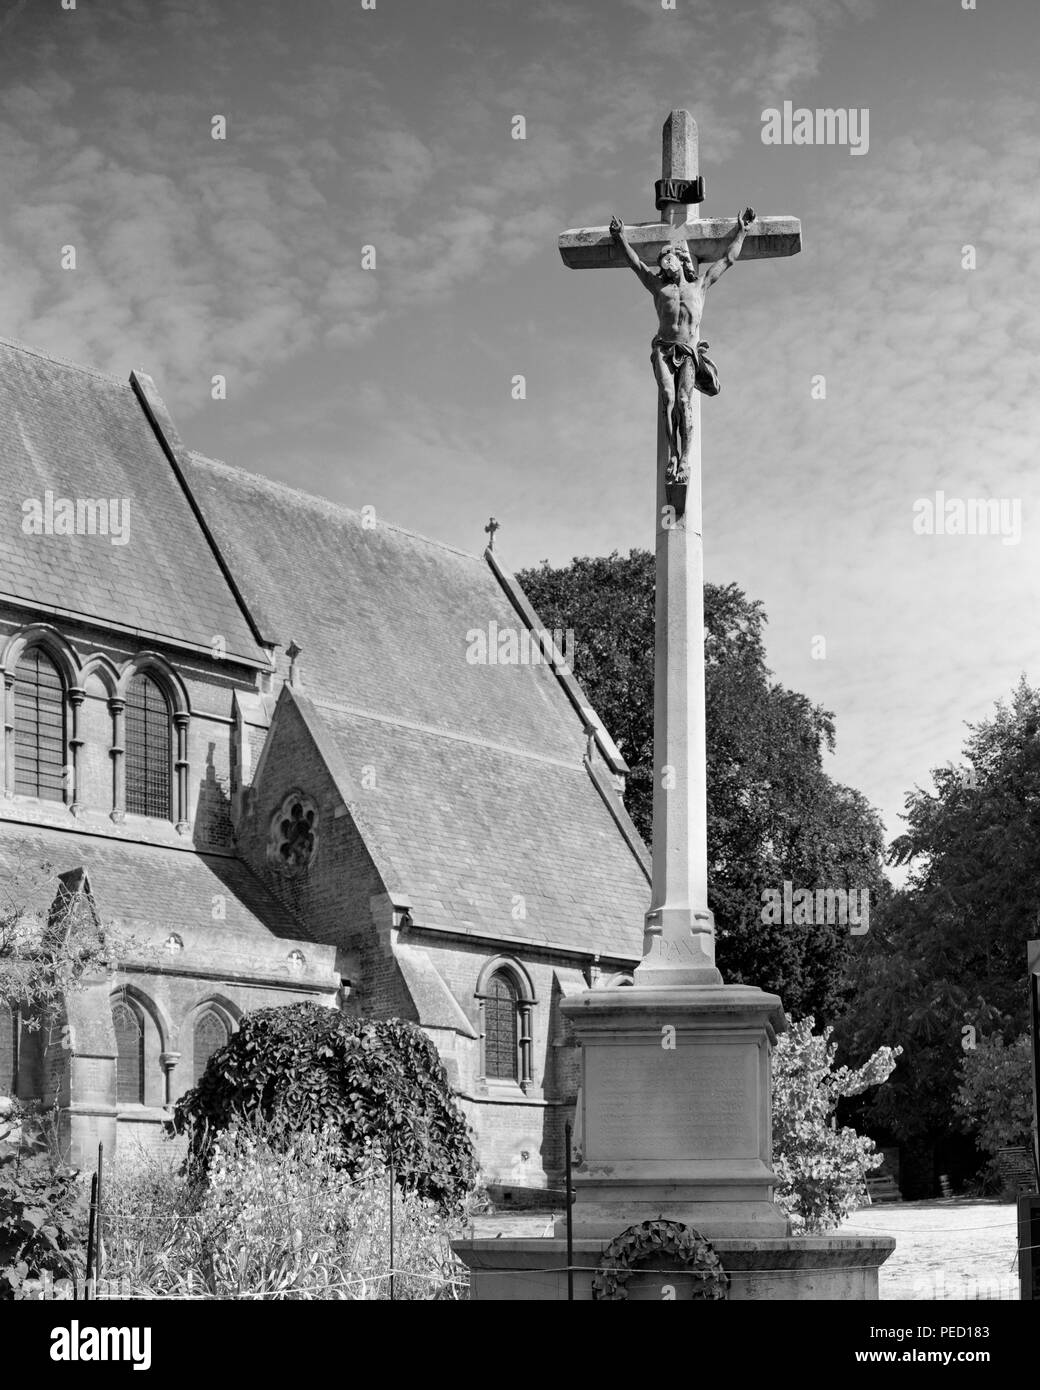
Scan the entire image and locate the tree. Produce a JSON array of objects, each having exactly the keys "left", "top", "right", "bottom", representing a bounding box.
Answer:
[
  {"left": 175, "top": 1003, "right": 478, "bottom": 1214},
  {"left": 839, "top": 679, "right": 1040, "bottom": 1187},
  {"left": 519, "top": 550, "right": 655, "bottom": 839},
  {"left": 0, "top": 1103, "right": 85, "bottom": 1300},
  {"left": 518, "top": 551, "right": 888, "bottom": 1020},
  {"left": 772, "top": 1017, "right": 901, "bottom": 1232},
  {"left": 955, "top": 1033, "right": 1034, "bottom": 1157}
]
